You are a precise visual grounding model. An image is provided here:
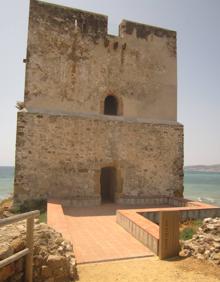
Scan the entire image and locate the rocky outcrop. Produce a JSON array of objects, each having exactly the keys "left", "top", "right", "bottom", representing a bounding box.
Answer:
[
  {"left": 0, "top": 219, "right": 77, "bottom": 282},
  {"left": 182, "top": 217, "right": 220, "bottom": 265}
]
